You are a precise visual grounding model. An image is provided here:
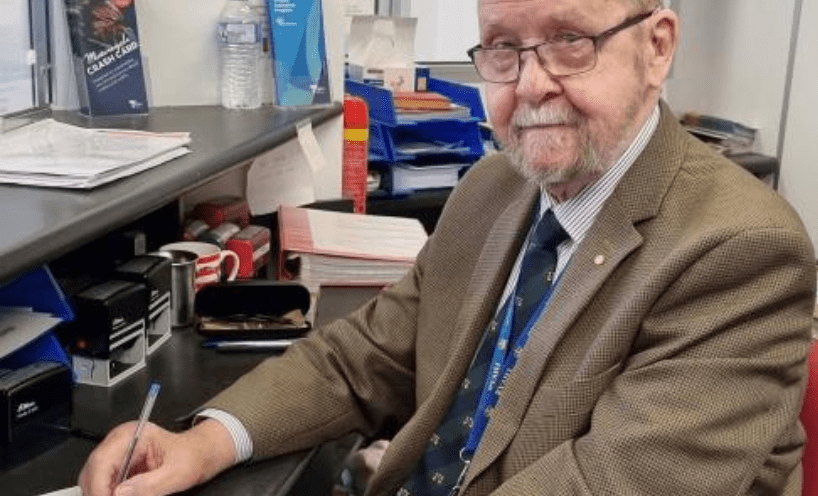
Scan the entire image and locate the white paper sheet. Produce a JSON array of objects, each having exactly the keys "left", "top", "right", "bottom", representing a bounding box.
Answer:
[
  {"left": 306, "top": 208, "right": 428, "bottom": 260},
  {"left": 341, "top": 0, "right": 375, "bottom": 37},
  {"left": 0, "top": 309, "right": 63, "bottom": 358},
  {"left": 245, "top": 136, "right": 316, "bottom": 216},
  {"left": 37, "top": 485, "right": 82, "bottom": 496},
  {"left": 0, "top": 119, "right": 191, "bottom": 188},
  {"left": 347, "top": 16, "right": 416, "bottom": 76},
  {"left": 296, "top": 119, "right": 326, "bottom": 174}
]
